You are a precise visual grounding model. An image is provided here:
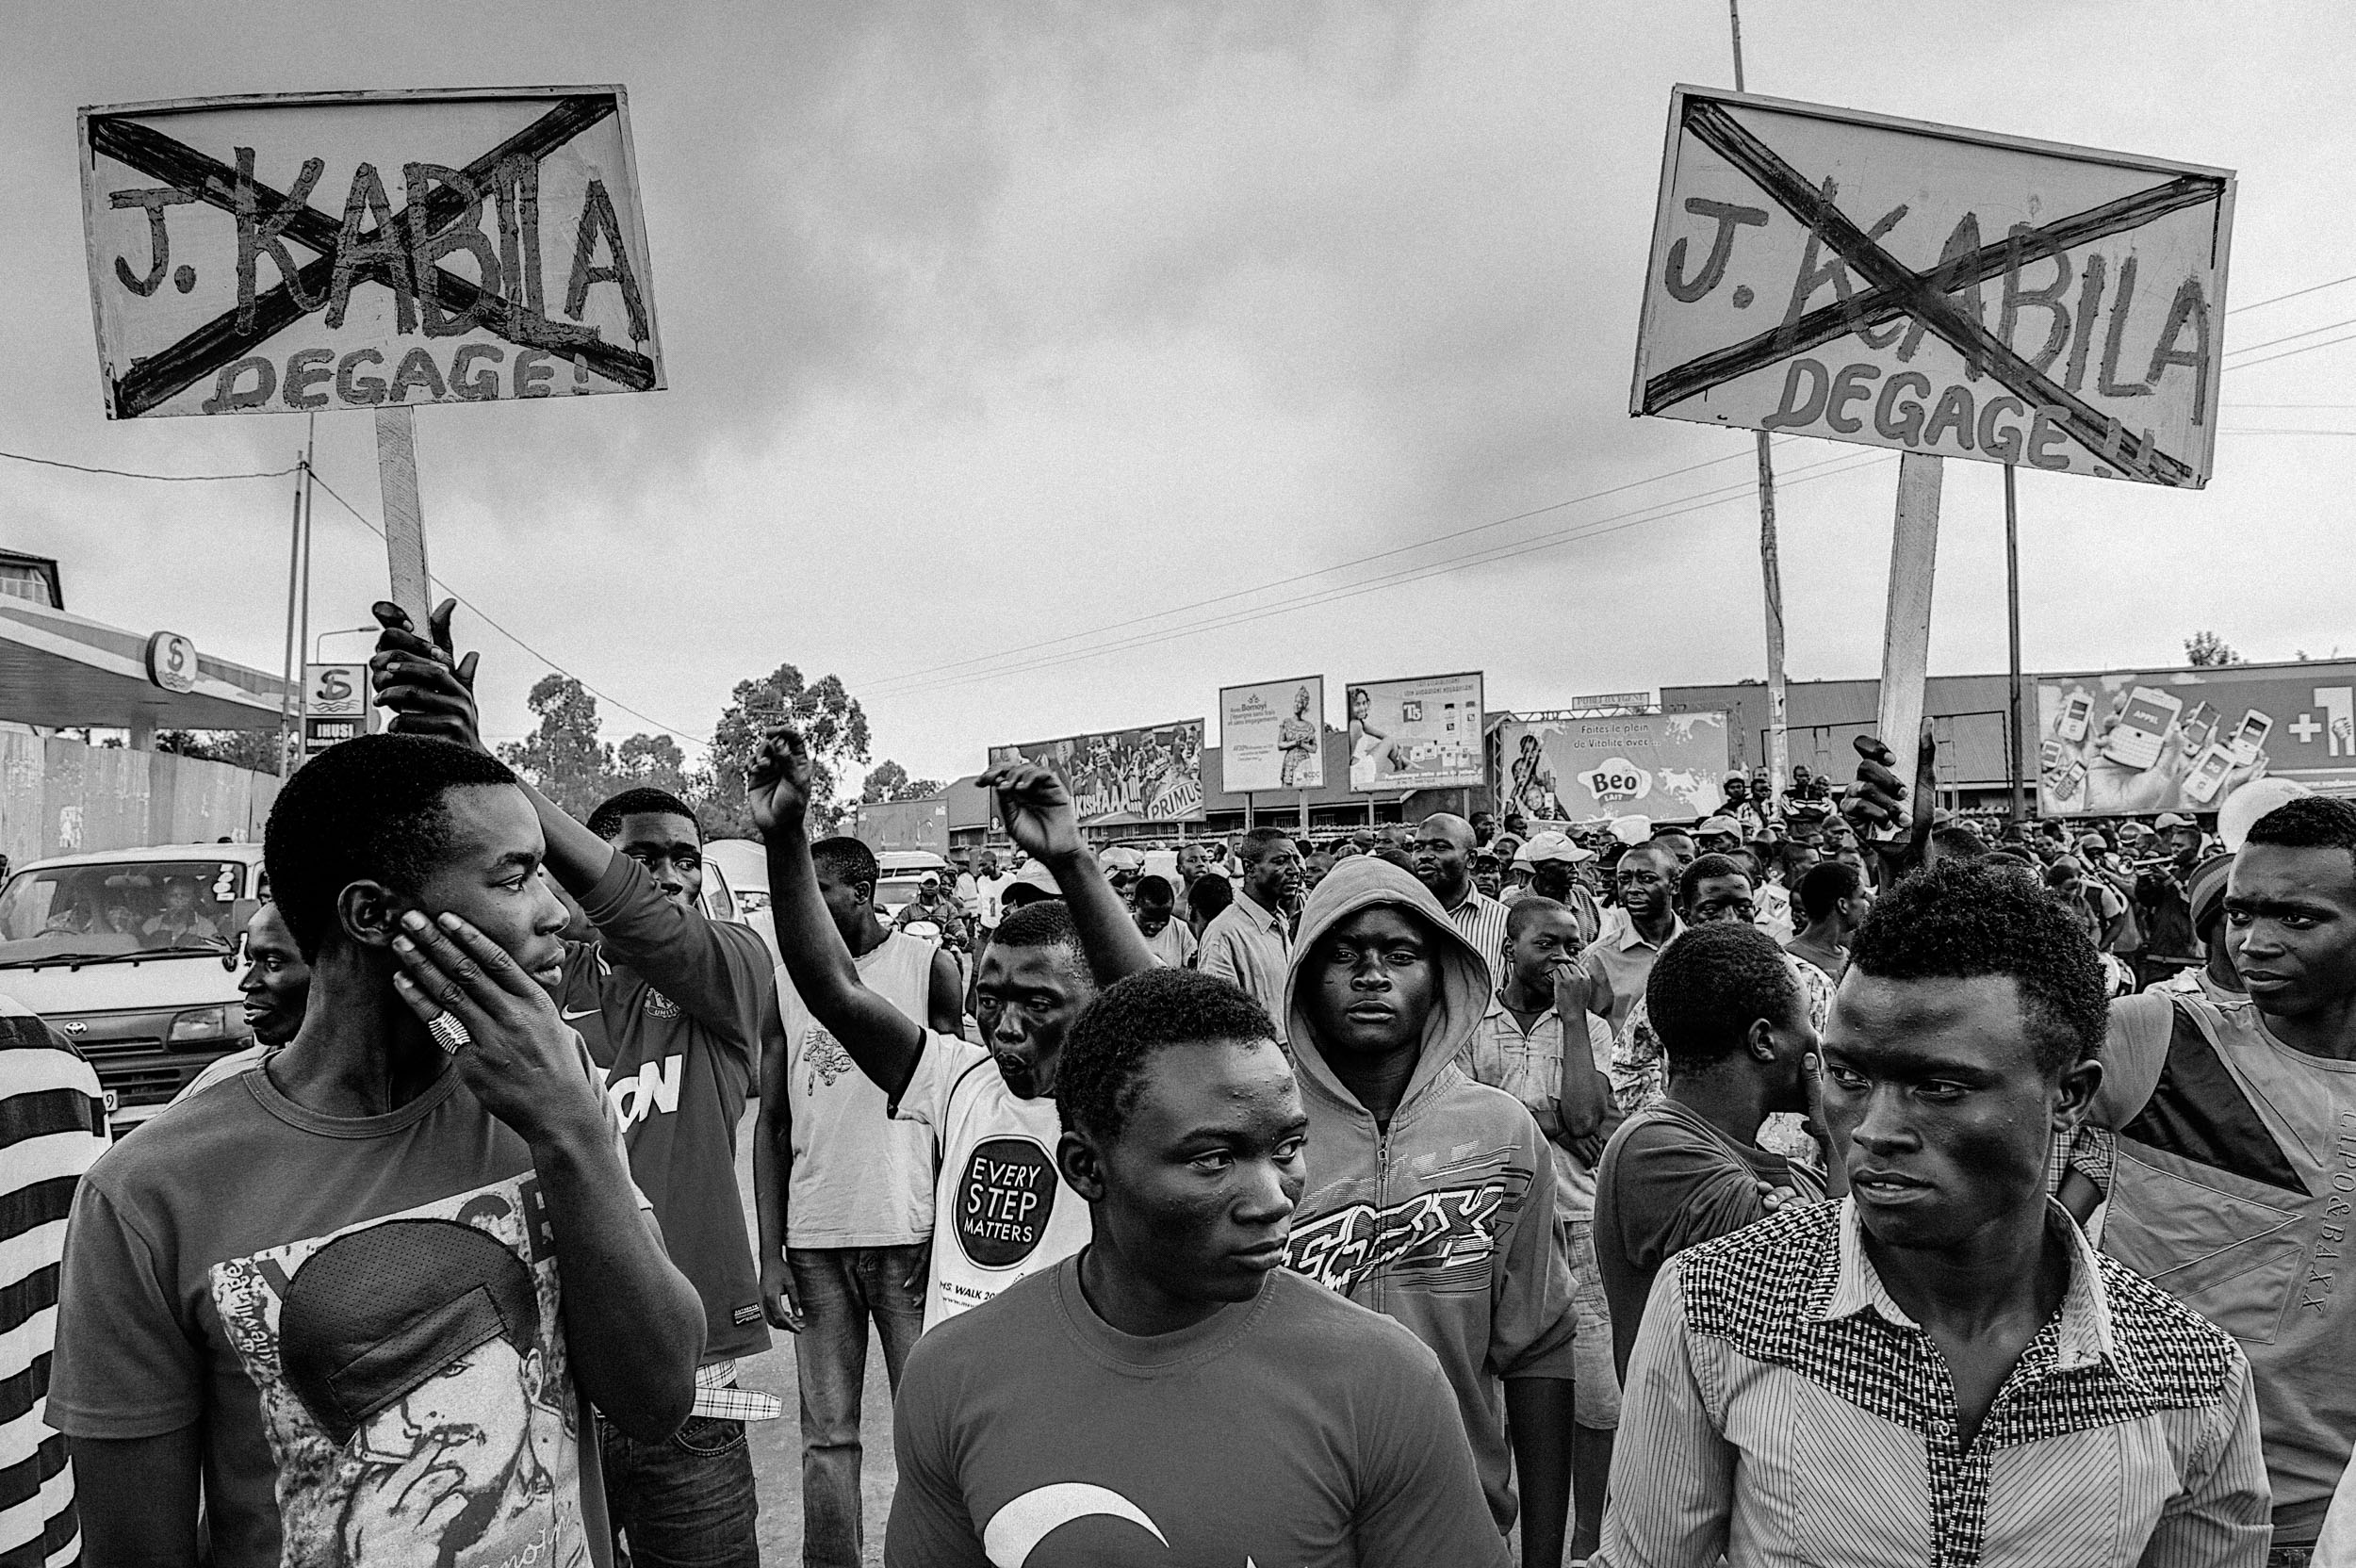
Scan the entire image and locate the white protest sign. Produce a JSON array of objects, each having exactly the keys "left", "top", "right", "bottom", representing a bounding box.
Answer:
[
  {"left": 78, "top": 87, "right": 663, "bottom": 419},
  {"left": 1631, "top": 88, "right": 2233, "bottom": 488},
  {"left": 1219, "top": 677, "right": 1325, "bottom": 794}
]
